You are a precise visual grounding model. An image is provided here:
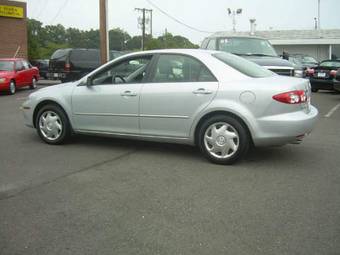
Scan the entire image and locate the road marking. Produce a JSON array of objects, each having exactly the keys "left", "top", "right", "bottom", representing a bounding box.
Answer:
[{"left": 325, "top": 103, "right": 340, "bottom": 118}]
